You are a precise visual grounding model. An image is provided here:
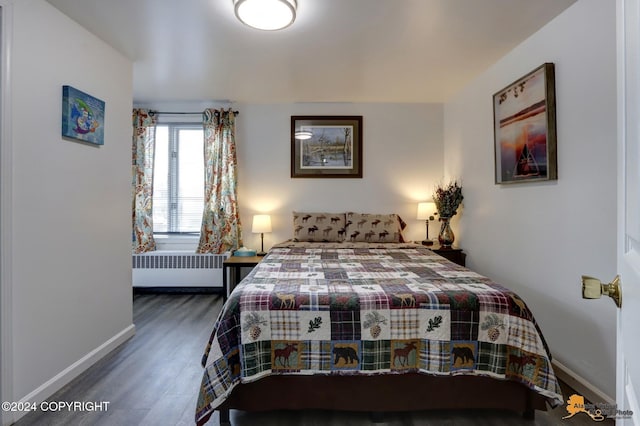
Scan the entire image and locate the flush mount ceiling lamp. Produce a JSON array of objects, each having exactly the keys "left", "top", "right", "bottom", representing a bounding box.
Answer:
[{"left": 234, "top": 0, "right": 297, "bottom": 31}]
